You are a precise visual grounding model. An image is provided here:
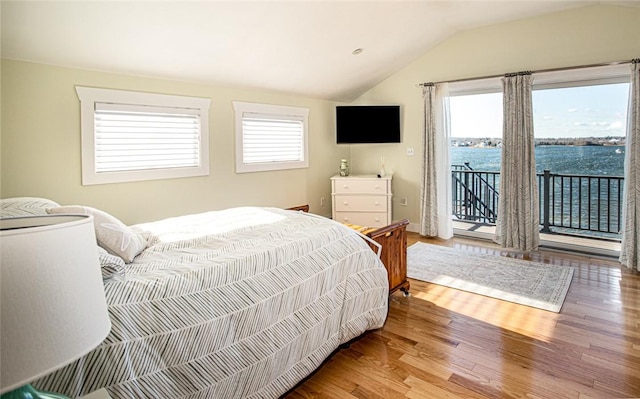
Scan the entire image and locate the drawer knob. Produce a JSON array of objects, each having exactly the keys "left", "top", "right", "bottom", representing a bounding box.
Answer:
[
  {"left": 343, "top": 201, "right": 348, "bottom": 205},
  {"left": 375, "top": 218, "right": 380, "bottom": 222},
  {"left": 343, "top": 185, "right": 349, "bottom": 189},
  {"left": 343, "top": 217, "right": 349, "bottom": 222},
  {"left": 374, "top": 201, "right": 380, "bottom": 206}
]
